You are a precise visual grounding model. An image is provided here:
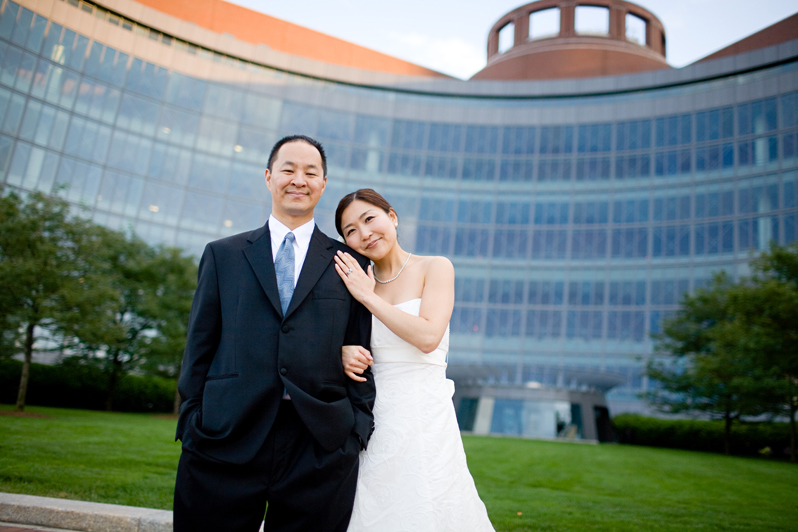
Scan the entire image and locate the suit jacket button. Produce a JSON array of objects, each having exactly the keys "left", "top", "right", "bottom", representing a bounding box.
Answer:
[
  {"left": 280, "top": 368, "right": 288, "bottom": 375},
  {"left": 281, "top": 325, "right": 290, "bottom": 333}
]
